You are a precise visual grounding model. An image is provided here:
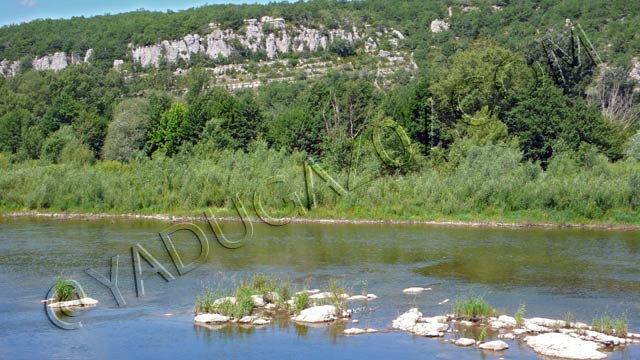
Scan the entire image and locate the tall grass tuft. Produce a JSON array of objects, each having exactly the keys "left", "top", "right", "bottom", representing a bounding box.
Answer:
[
  {"left": 515, "top": 303, "right": 525, "bottom": 326},
  {"left": 54, "top": 278, "right": 75, "bottom": 302},
  {"left": 452, "top": 294, "right": 496, "bottom": 322},
  {"left": 592, "top": 312, "right": 628, "bottom": 337}
]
